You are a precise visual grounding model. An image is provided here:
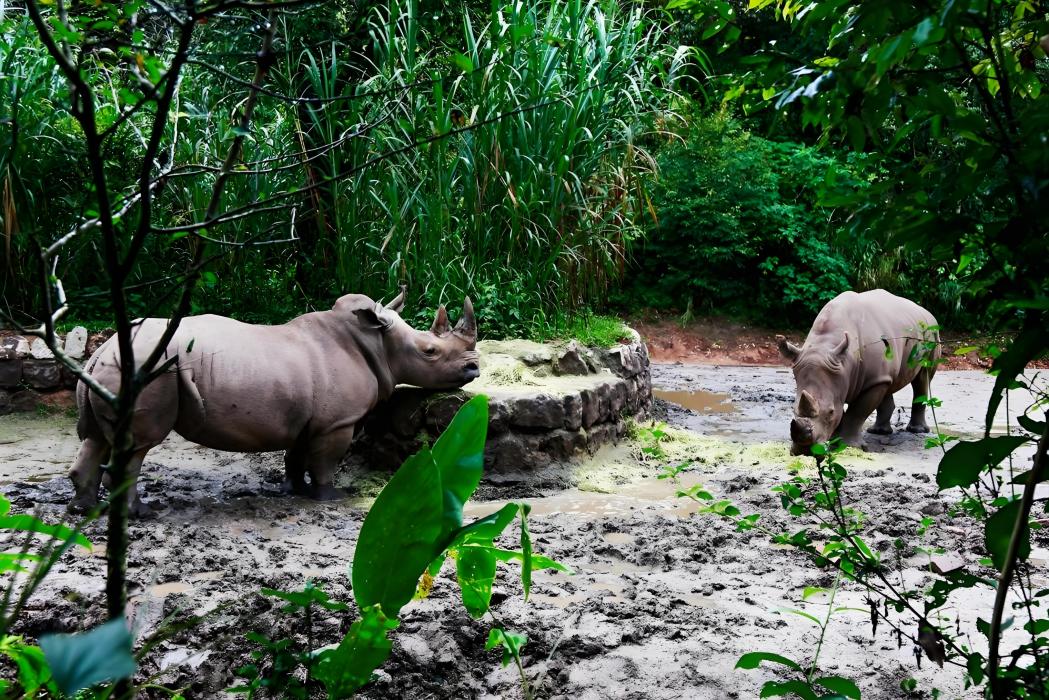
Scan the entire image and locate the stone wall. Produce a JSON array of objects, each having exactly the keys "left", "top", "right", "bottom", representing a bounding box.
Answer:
[
  {"left": 0, "top": 328, "right": 105, "bottom": 414},
  {"left": 355, "top": 332, "right": 652, "bottom": 473}
]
